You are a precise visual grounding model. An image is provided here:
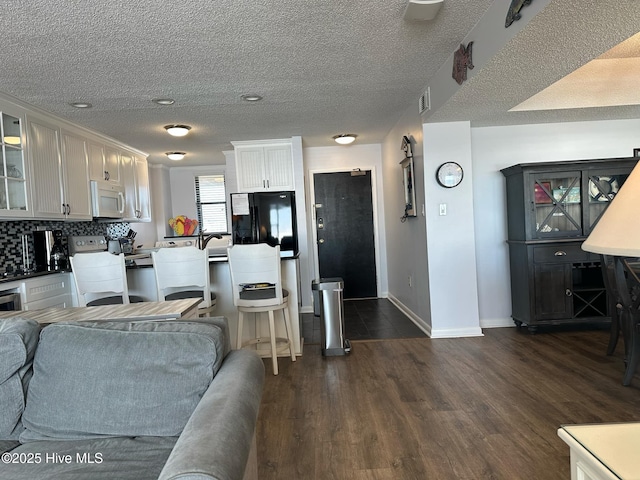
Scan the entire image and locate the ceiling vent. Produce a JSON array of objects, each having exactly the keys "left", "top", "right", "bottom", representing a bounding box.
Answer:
[{"left": 419, "top": 87, "right": 431, "bottom": 114}]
